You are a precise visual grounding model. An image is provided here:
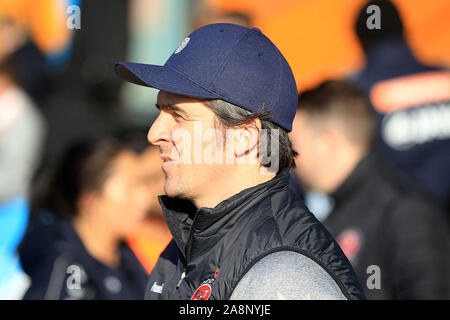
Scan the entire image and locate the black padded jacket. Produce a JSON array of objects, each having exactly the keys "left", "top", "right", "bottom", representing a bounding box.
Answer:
[{"left": 145, "top": 169, "right": 365, "bottom": 300}]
